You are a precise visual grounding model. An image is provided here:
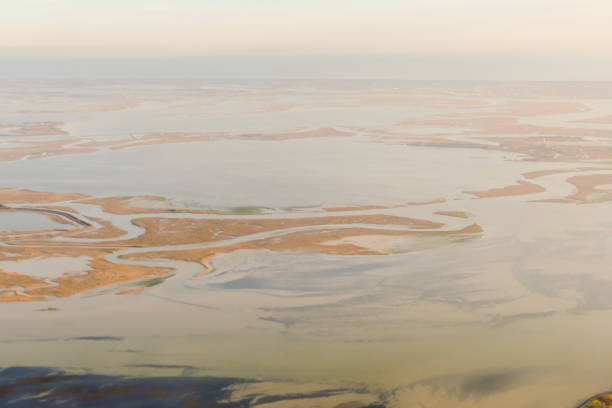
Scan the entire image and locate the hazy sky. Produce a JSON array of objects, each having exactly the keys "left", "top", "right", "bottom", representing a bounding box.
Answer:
[{"left": 2, "top": 0, "right": 612, "bottom": 80}]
